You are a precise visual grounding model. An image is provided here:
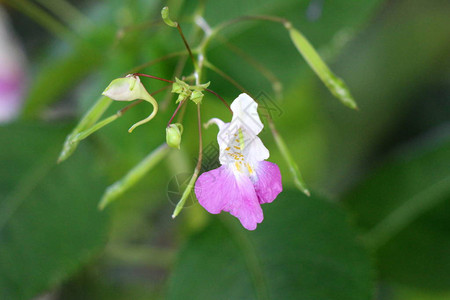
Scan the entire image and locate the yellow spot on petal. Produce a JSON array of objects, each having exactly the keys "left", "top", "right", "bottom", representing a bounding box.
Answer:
[{"left": 246, "top": 163, "right": 253, "bottom": 174}]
